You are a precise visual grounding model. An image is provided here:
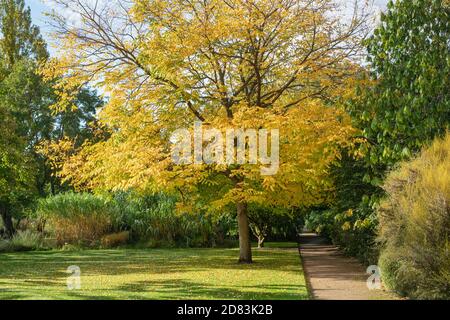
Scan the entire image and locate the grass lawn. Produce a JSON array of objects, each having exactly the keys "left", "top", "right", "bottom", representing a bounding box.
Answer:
[{"left": 0, "top": 243, "right": 308, "bottom": 300}]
